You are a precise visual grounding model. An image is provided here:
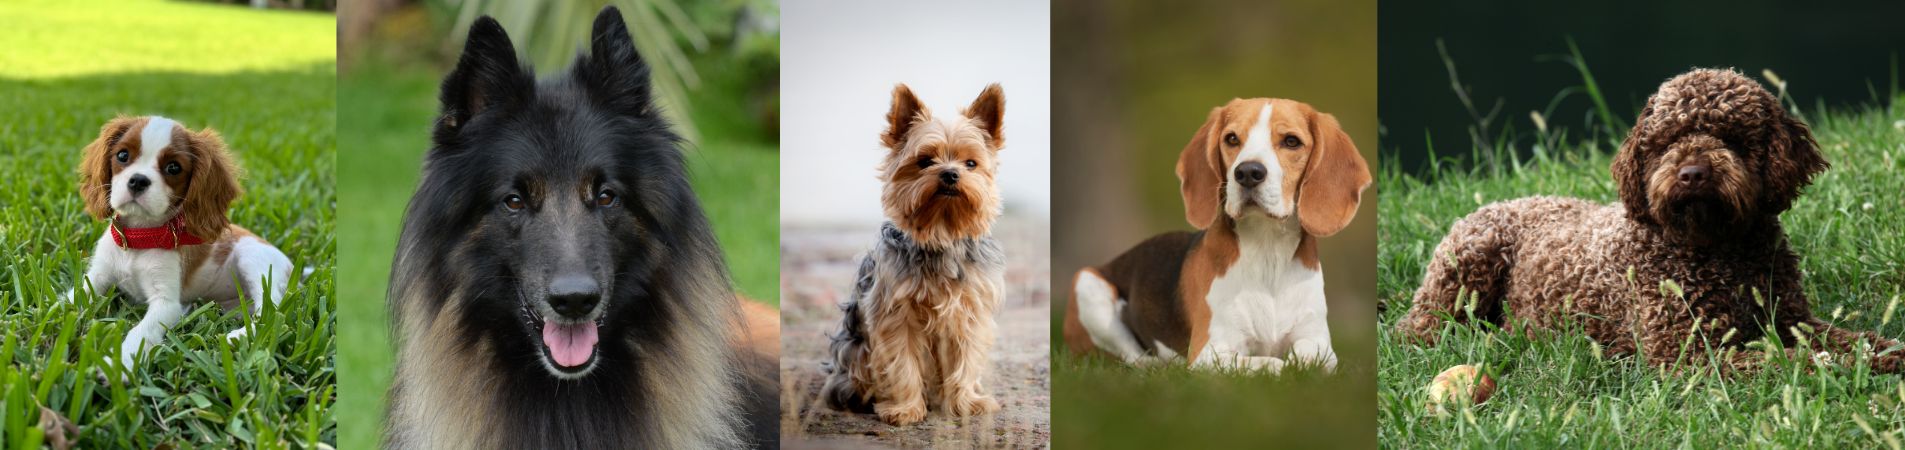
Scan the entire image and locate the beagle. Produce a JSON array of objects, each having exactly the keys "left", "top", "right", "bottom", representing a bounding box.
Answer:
[{"left": 1063, "top": 98, "right": 1369, "bottom": 372}]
